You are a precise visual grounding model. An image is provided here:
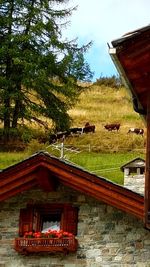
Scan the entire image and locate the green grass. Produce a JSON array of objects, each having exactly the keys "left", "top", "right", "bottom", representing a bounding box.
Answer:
[
  {"left": 0, "top": 150, "right": 145, "bottom": 185},
  {"left": 45, "top": 145, "right": 145, "bottom": 185},
  {"left": 66, "top": 151, "right": 145, "bottom": 185},
  {"left": 0, "top": 152, "right": 28, "bottom": 169}
]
